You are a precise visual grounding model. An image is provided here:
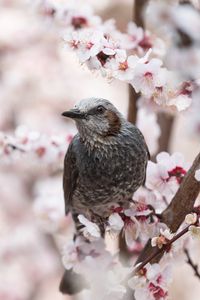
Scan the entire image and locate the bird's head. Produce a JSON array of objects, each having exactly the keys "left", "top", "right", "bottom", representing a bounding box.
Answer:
[{"left": 62, "top": 98, "right": 123, "bottom": 141}]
